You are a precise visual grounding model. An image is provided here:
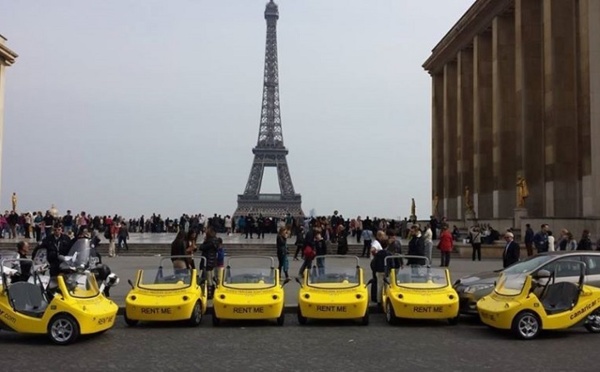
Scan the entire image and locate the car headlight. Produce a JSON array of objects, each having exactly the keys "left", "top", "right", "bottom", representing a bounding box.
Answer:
[{"left": 464, "top": 283, "right": 494, "bottom": 294}]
